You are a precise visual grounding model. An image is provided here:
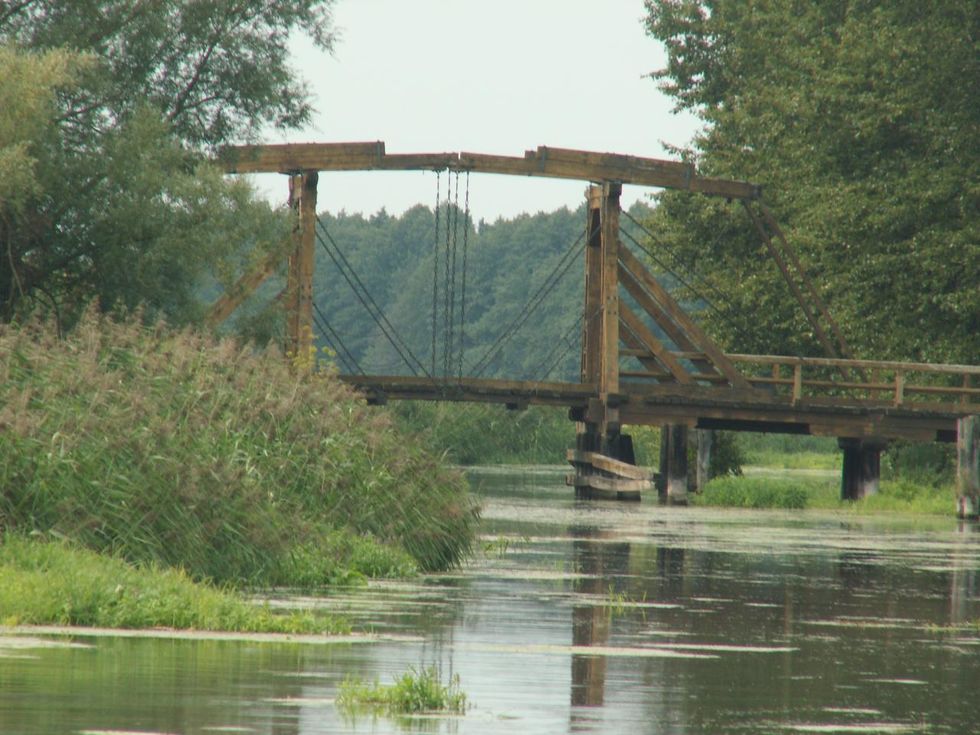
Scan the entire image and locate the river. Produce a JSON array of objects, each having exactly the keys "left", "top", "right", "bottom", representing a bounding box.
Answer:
[{"left": 2, "top": 466, "right": 979, "bottom": 734}]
